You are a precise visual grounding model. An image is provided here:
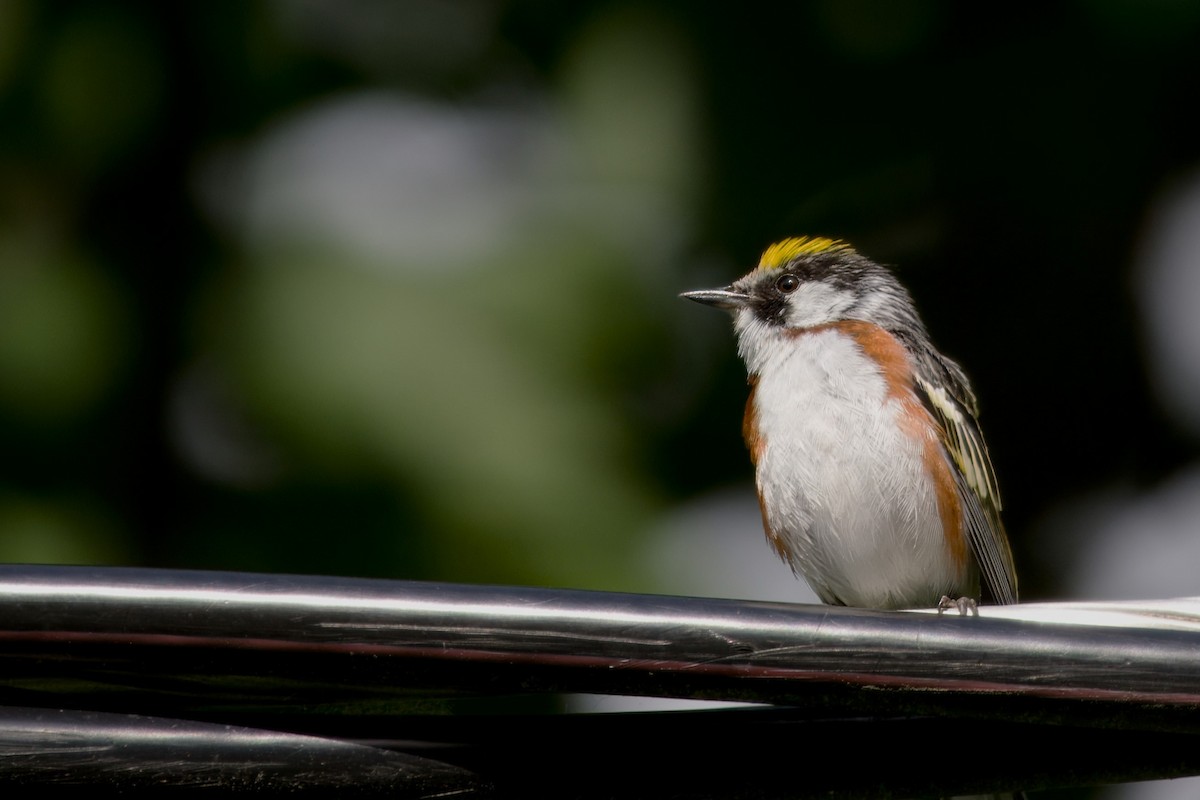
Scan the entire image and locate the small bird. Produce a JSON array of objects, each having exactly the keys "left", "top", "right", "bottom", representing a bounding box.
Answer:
[{"left": 683, "top": 237, "right": 1017, "bottom": 611}]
